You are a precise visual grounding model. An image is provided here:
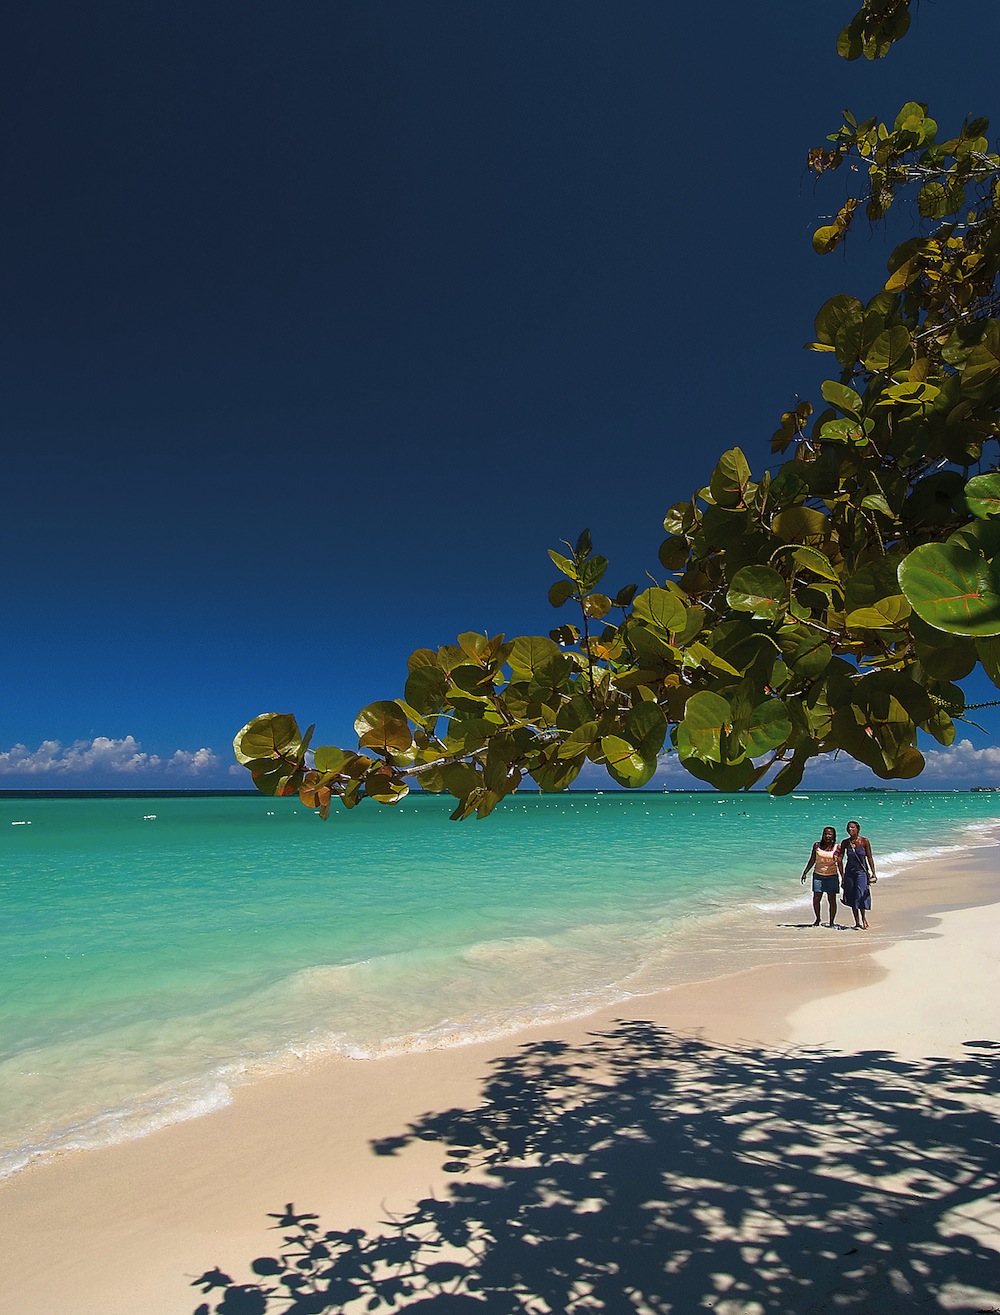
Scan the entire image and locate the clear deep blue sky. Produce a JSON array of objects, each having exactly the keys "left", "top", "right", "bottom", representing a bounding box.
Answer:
[{"left": 3, "top": 0, "right": 1000, "bottom": 789}]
